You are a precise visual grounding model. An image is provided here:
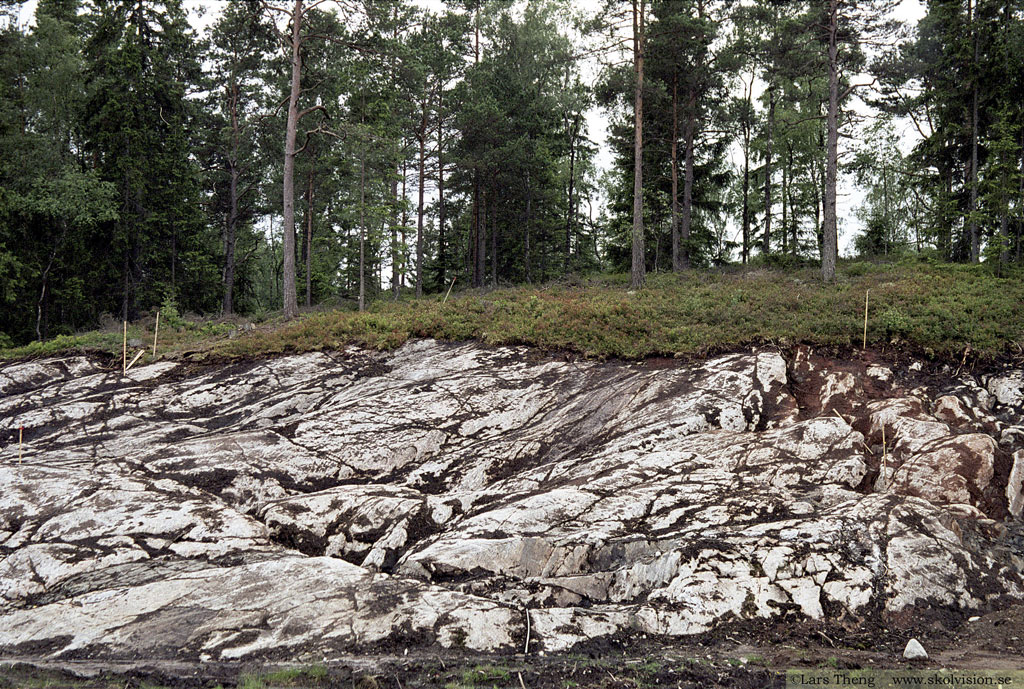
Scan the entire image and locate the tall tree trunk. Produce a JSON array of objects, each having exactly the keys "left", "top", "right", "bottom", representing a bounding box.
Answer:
[
  {"left": 883, "top": 163, "right": 890, "bottom": 255},
  {"left": 490, "top": 180, "right": 497, "bottom": 286},
  {"left": 280, "top": 0, "right": 303, "bottom": 319},
  {"left": 170, "top": 230, "right": 177, "bottom": 291},
  {"left": 999, "top": 193, "right": 1010, "bottom": 270},
  {"left": 525, "top": 168, "right": 533, "bottom": 282},
  {"left": 477, "top": 183, "right": 487, "bottom": 287},
  {"left": 968, "top": 0, "right": 980, "bottom": 263},
  {"left": 223, "top": 161, "right": 239, "bottom": 316},
  {"left": 390, "top": 4, "right": 401, "bottom": 300},
  {"left": 565, "top": 115, "right": 578, "bottom": 274},
  {"left": 470, "top": 8, "right": 482, "bottom": 289},
  {"left": 670, "top": 72, "right": 681, "bottom": 271},
  {"left": 222, "top": 78, "right": 240, "bottom": 316},
  {"left": 122, "top": 218, "right": 140, "bottom": 322},
  {"left": 681, "top": 86, "right": 696, "bottom": 270},
  {"left": 400, "top": 156, "right": 409, "bottom": 288},
  {"left": 821, "top": 0, "right": 839, "bottom": 282},
  {"left": 416, "top": 111, "right": 427, "bottom": 298},
  {"left": 470, "top": 177, "right": 479, "bottom": 286},
  {"left": 359, "top": 148, "right": 366, "bottom": 312},
  {"left": 781, "top": 150, "right": 788, "bottom": 254},
  {"left": 680, "top": 0, "right": 704, "bottom": 270},
  {"left": 36, "top": 225, "right": 65, "bottom": 341},
  {"left": 391, "top": 170, "right": 400, "bottom": 299},
  {"left": 939, "top": 158, "right": 953, "bottom": 259},
  {"left": 788, "top": 144, "right": 797, "bottom": 255},
  {"left": 304, "top": 171, "right": 314, "bottom": 307},
  {"left": 763, "top": 90, "right": 774, "bottom": 257},
  {"left": 1018, "top": 140, "right": 1024, "bottom": 263},
  {"left": 741, "top": 76, "right": 751, "bottom": 264},
  {"left": 436, "top": 95, "right": 446, "bottom": 288},
  {"left": 812, "top": 158, "right": 822, "bottom": 258},
  {"left": 630, "top": 0, "right": 646, "bottom": 289}
]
